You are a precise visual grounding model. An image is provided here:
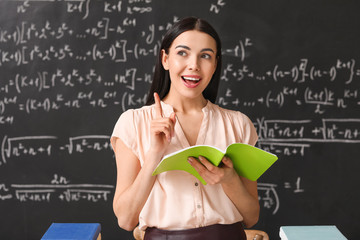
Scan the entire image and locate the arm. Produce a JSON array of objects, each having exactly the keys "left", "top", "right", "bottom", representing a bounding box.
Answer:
[
  {"left": 112, "top": 139, "right": 162, "bottom": 231},
  {"left": 221, "top": 167, "right": 260, "bottom": 228},
  {"left": 112, "top": 93, "right": 176, "bottom": 231},
  {"left": 187, "top": 156, "right": 260, "bottom": 227}
]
